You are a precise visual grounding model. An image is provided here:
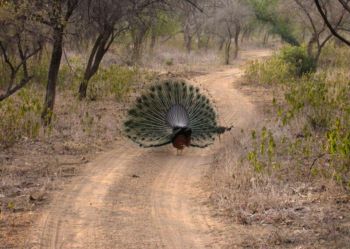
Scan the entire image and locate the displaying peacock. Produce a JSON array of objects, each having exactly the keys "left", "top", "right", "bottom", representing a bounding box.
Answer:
[{"left": 124, "top": 79, "right": 232, "bottom": 150}]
